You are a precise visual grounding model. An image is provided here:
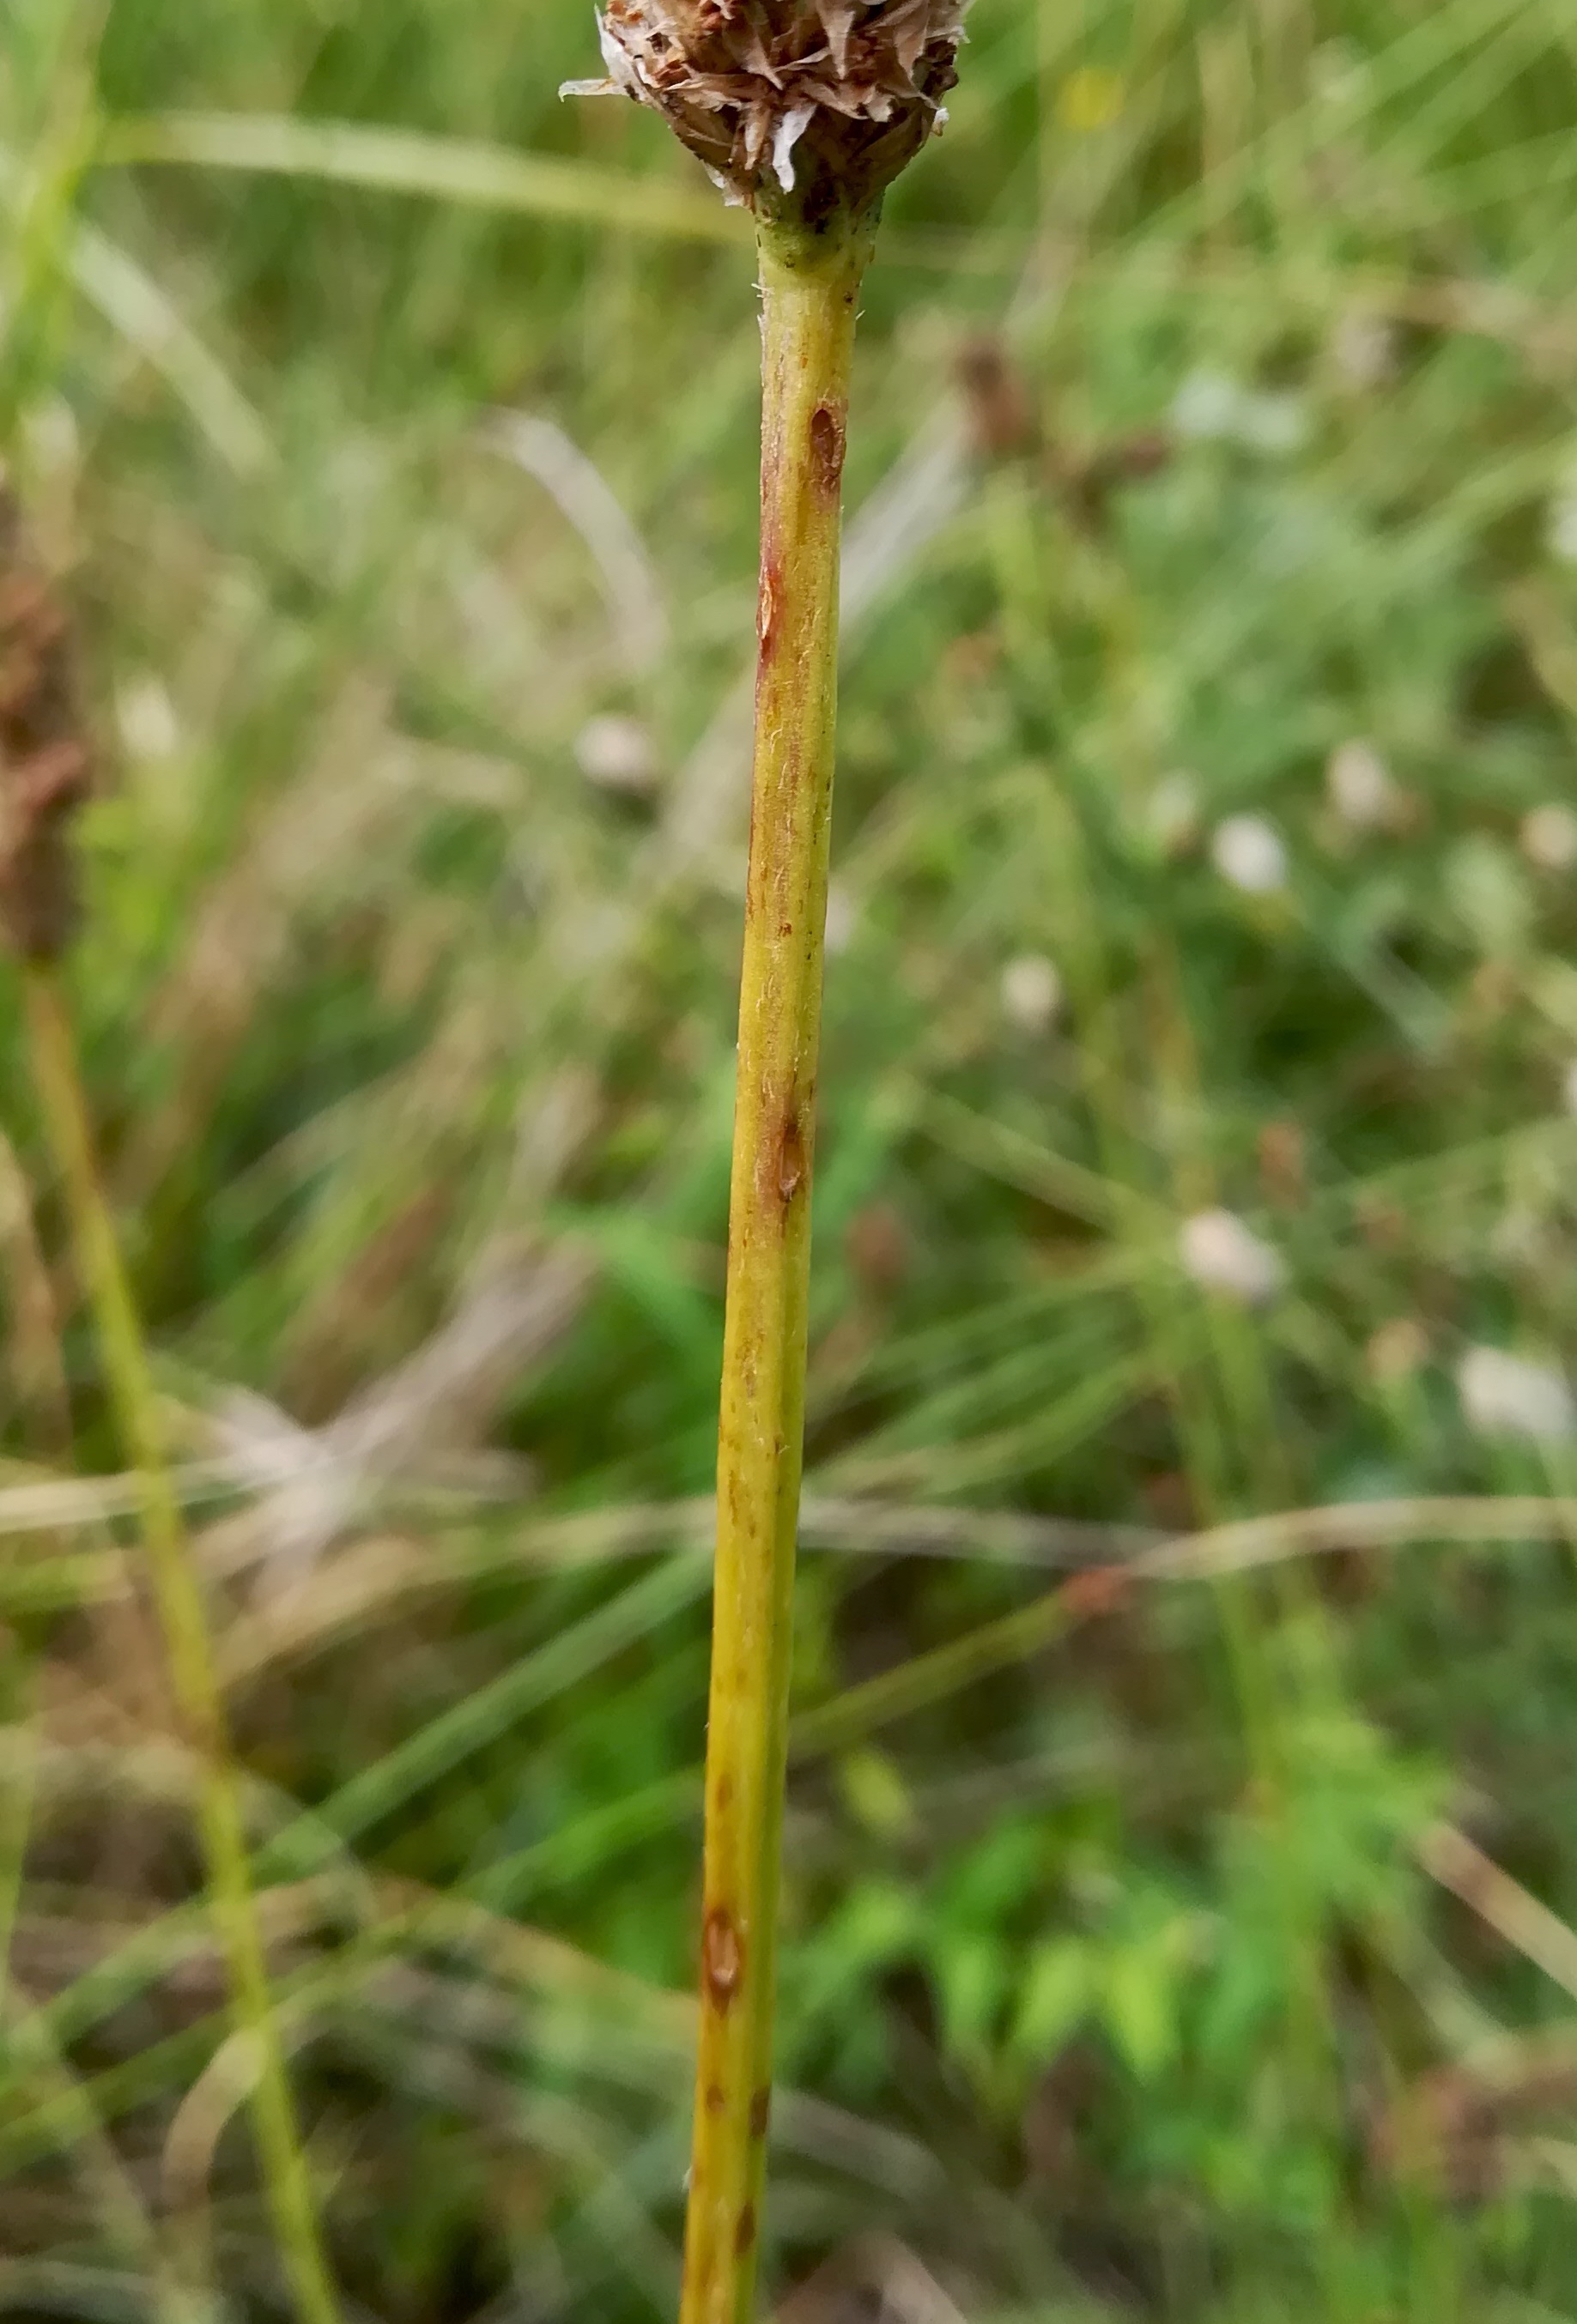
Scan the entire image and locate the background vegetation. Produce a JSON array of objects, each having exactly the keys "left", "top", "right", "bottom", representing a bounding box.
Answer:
[{"left": 7, "top": 0, "right": 1577, "bottom": 2316}]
